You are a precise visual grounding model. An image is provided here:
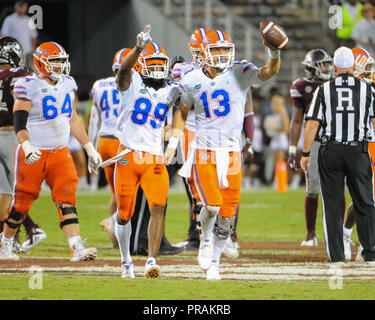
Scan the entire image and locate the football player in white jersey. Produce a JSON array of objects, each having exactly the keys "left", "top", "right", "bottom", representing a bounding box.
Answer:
[
  {"left": 113, "top": 25, "right": 180, "bottom": 278},
  {"left": 164, "top": 30, "right": 281, "bottom": 280},
  {"left": 172, "top": 29, "right": 255, "bottom": 260},
  {"left": 0, "top": 41, "right": 102, "bottom": 261},
  {"left": 88, "top": 48, "right": 131, "bottom": 247}
]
